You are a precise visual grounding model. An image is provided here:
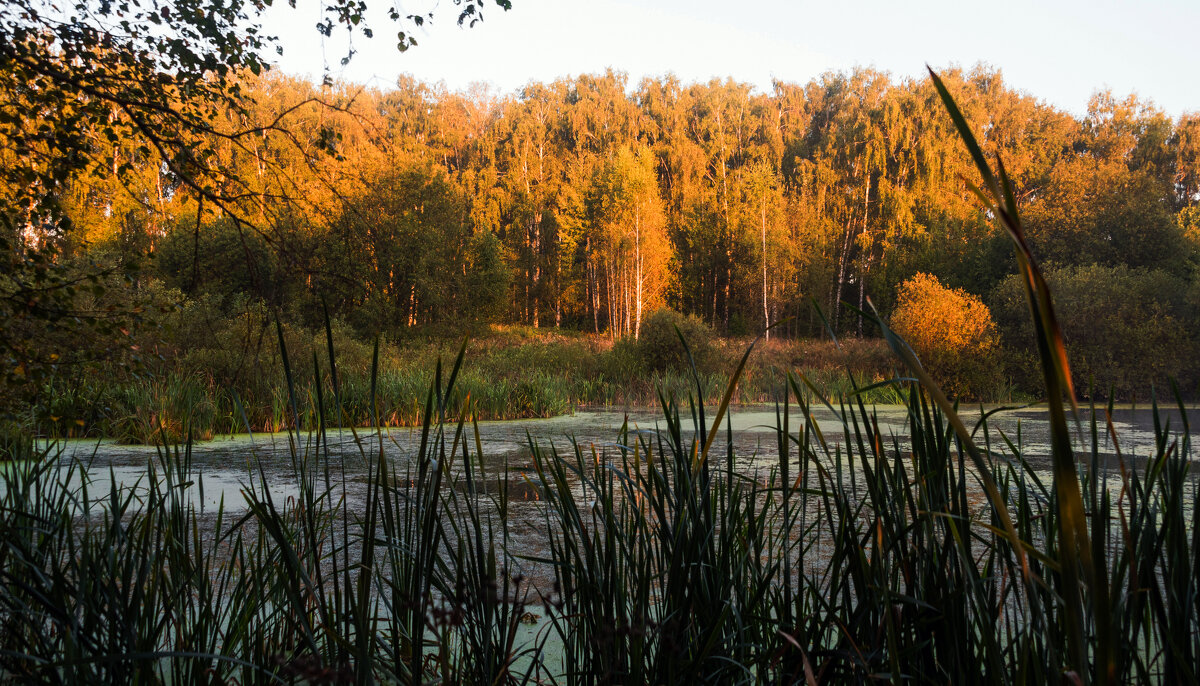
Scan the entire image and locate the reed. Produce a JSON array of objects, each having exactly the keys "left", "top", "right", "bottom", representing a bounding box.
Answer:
[{"left": 28, "top": 324, "right": 906, "bottom": 445}]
